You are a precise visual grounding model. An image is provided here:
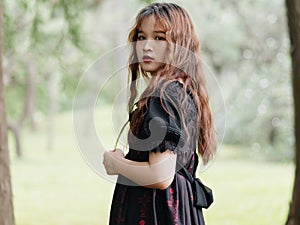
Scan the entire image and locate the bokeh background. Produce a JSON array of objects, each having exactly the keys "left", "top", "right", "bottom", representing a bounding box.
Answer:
[{"left": 2, "top": 0, "right": 294, "bottom": 224}]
